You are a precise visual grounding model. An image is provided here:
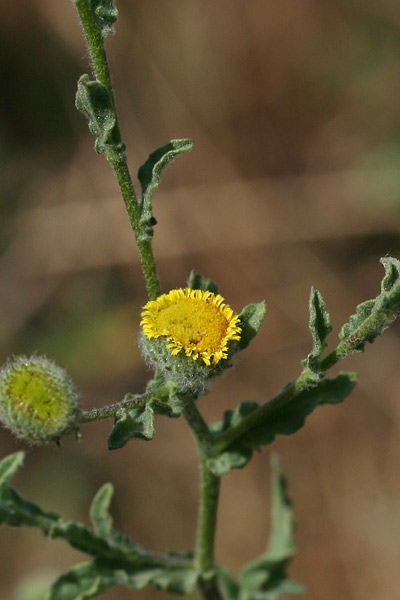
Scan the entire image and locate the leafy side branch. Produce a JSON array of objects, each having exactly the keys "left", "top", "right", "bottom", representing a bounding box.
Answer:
[{"left": 208, "top": 257, "right": 400, "bottom": 476}]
